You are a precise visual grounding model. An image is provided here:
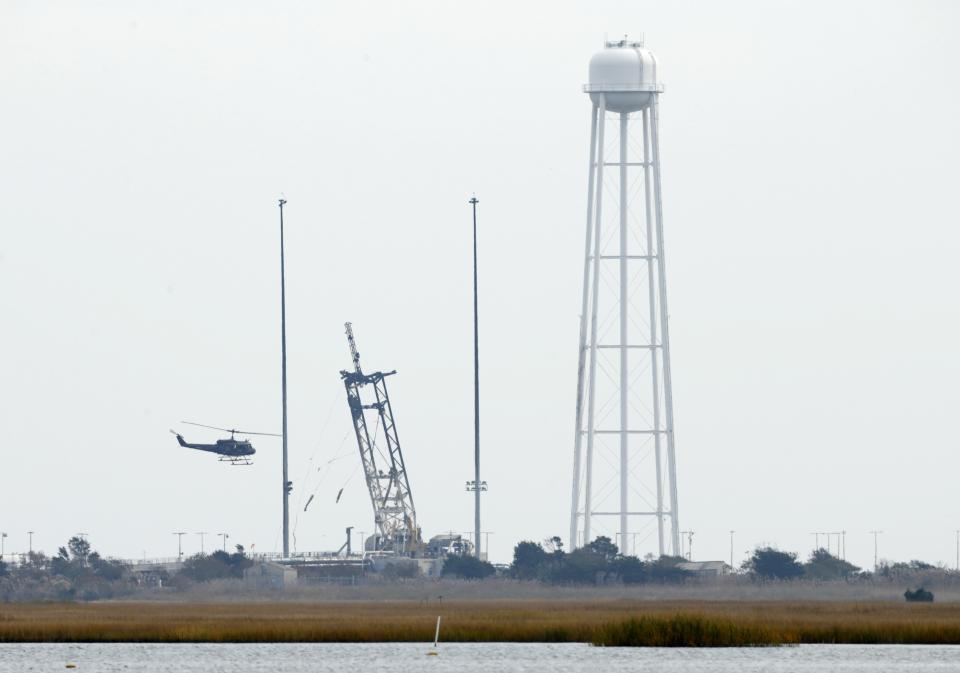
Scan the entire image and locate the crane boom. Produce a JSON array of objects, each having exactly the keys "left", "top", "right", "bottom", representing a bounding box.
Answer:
[{"left": 339, "top": 322, "right": 420, "bottom": 553}]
